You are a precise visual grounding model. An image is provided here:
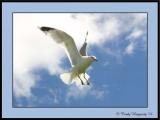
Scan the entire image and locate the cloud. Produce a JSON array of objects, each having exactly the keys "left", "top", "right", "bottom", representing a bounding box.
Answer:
[
  {"left": 13, "top": 13, "right": 147, "bottom": 98},
  {"left": 48, "top": 88, "right": 60, "bottom": 104},
  {"left": 125, "top": 43, "right": 135, "bottom": 55},
  {"left": 127, "top": 29, "right": 143, "bottom": 40},
  {"left": 13, "top": 72, "right": 39, "bottom": 97},
  {"left": 124, "top": 28, "right": 146, "bottom": 55},
  {"left": 65, "top": 84, "right": 108, "bottom": 103},
  {"left": 13, "top": 87, "right": 61, "bottom": 107},
  {"left": 66, "top": 85, "right": 91, "bottom": 101}
]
